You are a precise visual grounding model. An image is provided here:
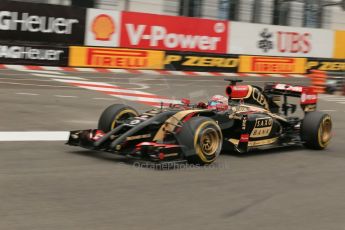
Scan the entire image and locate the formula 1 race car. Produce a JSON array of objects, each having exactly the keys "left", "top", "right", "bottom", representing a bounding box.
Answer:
[{"left": 67, "top": 79, "right": 332, "bottom": 165}]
